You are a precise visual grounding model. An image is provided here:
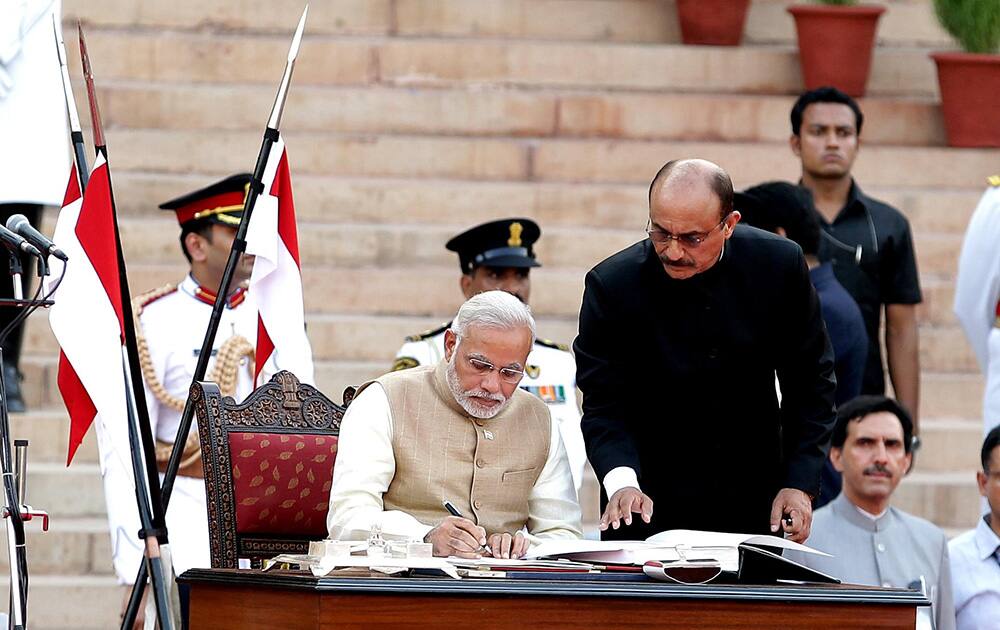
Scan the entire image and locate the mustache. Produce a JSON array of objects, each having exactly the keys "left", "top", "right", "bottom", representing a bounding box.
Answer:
[
  {"left": 659, "top": 256, "right": 695, "bottom": 268},
  {"left": 462, "top": 389, "right": 505, "bottom": 403},
  {"left": 863, "top": 462, "right": 892, "bottom": 476}
]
